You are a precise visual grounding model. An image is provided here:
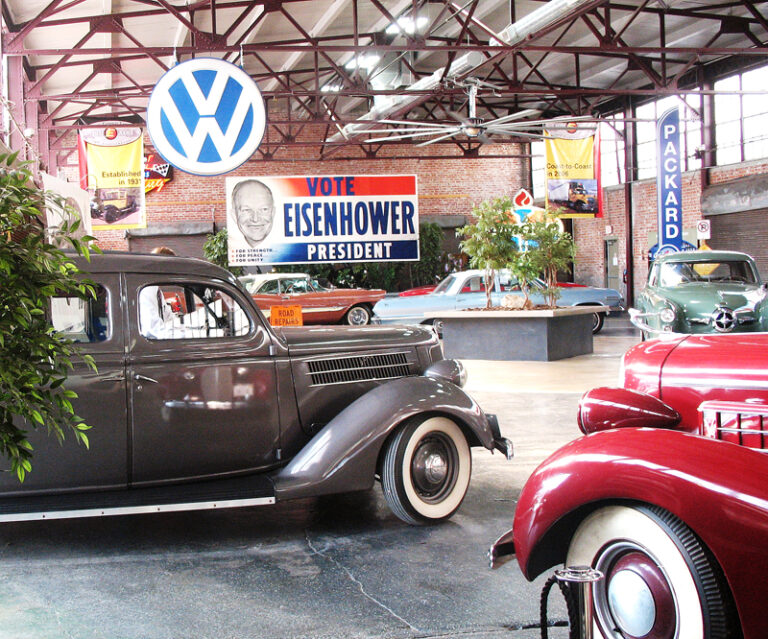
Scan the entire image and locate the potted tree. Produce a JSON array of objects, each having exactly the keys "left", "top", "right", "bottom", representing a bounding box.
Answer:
[{"left": 440, "top": 200, "right": 595, "bottom": 361}]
